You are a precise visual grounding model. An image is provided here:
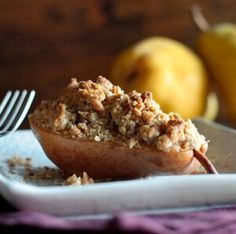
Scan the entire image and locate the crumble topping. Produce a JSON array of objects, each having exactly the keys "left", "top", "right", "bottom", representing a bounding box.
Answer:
[
  {"left": 64, "top": 172, "right": 94, "bottom": 186},
  {"left": 7, "top": 156, "right": 94, "bottom": 186},
  {"left": 29, "top": 76, "right": 207, "bottom": 152},
  {"left": 7, "top": 156, "right": 32, "bottom": 168}
]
